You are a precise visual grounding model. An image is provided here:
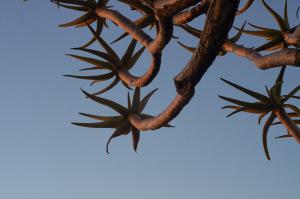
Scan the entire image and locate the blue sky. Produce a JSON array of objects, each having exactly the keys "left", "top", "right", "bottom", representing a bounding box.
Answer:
[{"left": 0, "top": 0, "right": 299, "bottom": 199}]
